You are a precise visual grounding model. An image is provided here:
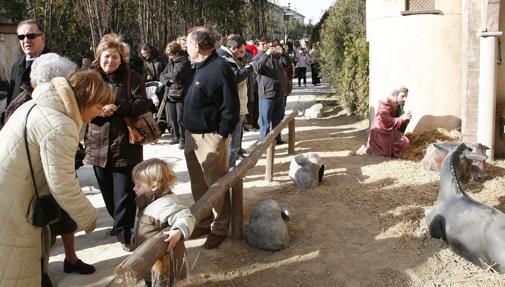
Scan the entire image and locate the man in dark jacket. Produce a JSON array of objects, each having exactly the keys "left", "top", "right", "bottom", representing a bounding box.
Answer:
[
  {"left": 184, "top": 26, "right": 239, "bottom": 249},
  {"left": 0, "top": 65, "right": 10, "bottom": 126},
  {"left": 252, "top": 41, "right": 290, "bottom": 144},
  {"left": 9, "top": 19, "right": 49, "bottom": 104},
  {"left": 217, "top": 35, "right": 254, "bottom": 167}
]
